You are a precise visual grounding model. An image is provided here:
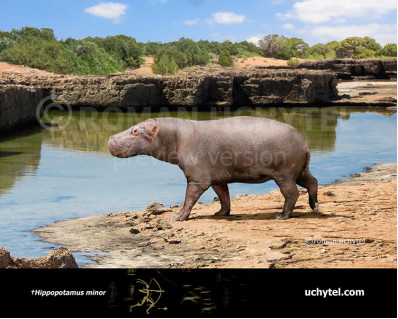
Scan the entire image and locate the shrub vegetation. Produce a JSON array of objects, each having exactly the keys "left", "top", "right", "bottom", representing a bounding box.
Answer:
[
  {"left": 0, "top": 27, "right": 396, "bottom": 76},
  {"left": 218, "top": 50, "right": 234, "bottom": 66}
]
